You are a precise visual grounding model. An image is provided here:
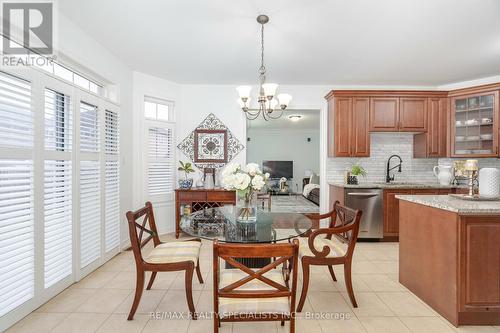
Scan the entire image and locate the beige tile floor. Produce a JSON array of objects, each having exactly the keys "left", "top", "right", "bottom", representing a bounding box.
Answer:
[{"left": 6, "top": 235, "right": 500, "bottom": 333}]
